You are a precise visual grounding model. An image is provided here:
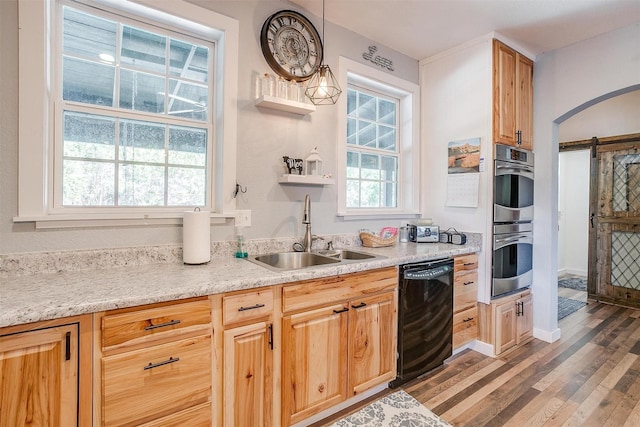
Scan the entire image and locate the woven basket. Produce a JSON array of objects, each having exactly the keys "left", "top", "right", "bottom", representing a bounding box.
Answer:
[{"left": 360, "top": 232, "right": 397, "bottom": 248}]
